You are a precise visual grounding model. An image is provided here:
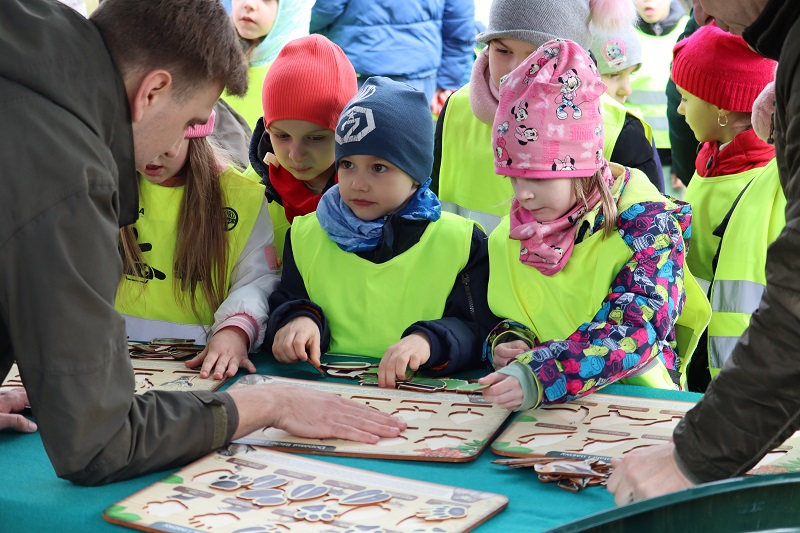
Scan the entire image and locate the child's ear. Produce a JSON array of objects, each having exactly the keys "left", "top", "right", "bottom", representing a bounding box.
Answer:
[{"left": 129, "top": 70, "right": 173, "bottom": 123}]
